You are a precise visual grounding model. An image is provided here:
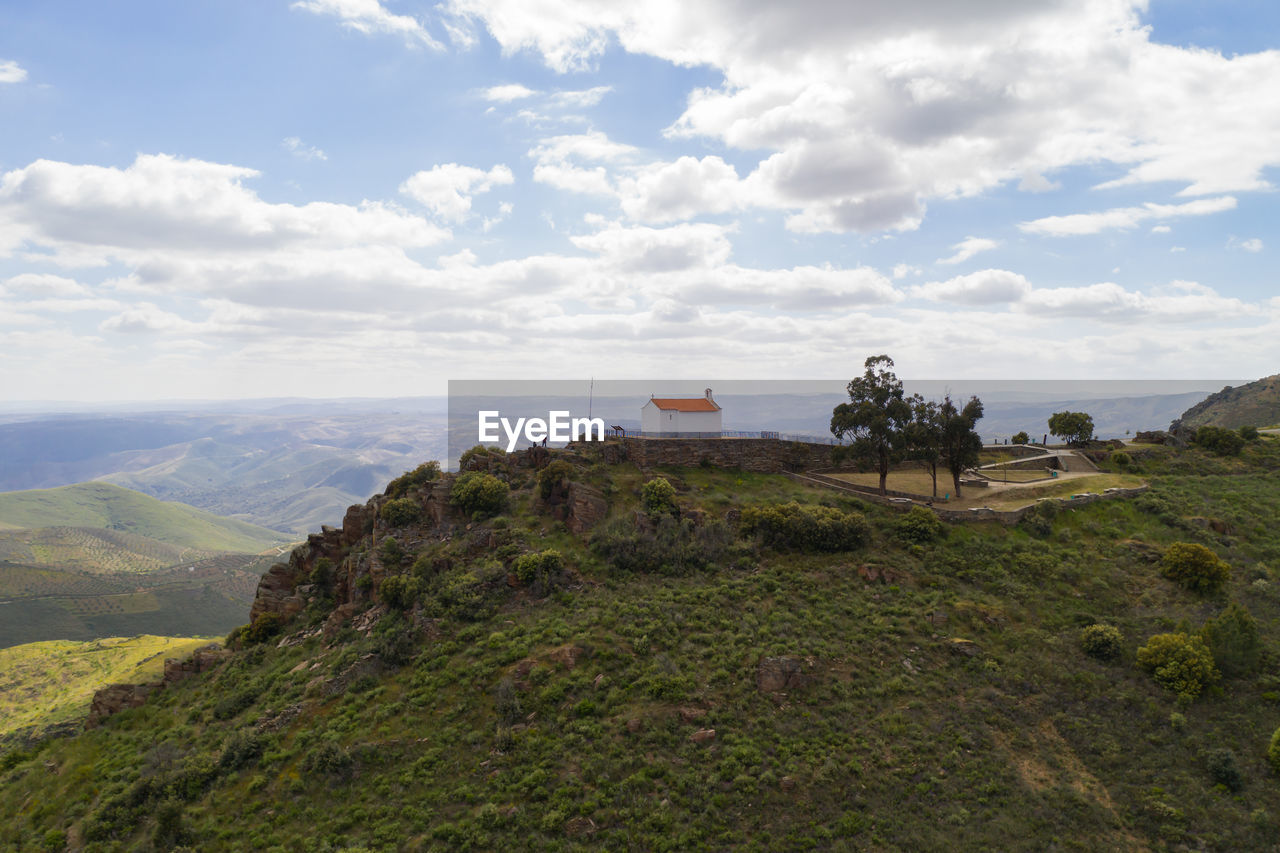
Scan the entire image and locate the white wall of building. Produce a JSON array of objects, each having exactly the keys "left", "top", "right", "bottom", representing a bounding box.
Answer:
[{"left": 640, "top": 401, "right": 722, "bottom": 434}]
